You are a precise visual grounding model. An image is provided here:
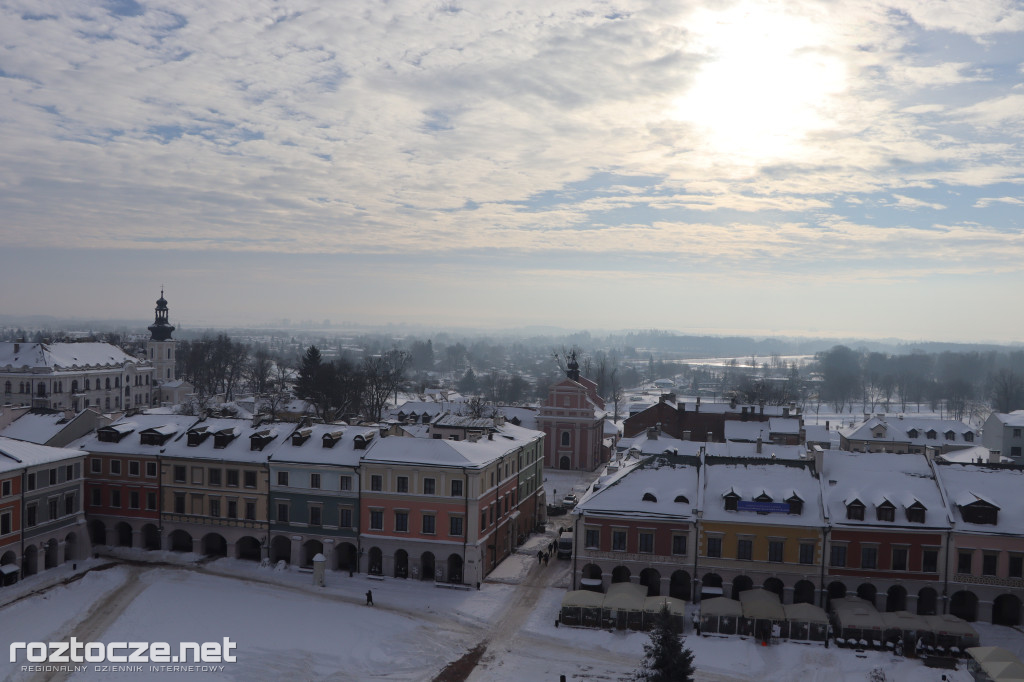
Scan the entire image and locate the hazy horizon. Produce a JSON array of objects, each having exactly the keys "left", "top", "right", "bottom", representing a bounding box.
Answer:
[{"left": 2, "top": 1, "right": 1022, "bottom": 342}]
